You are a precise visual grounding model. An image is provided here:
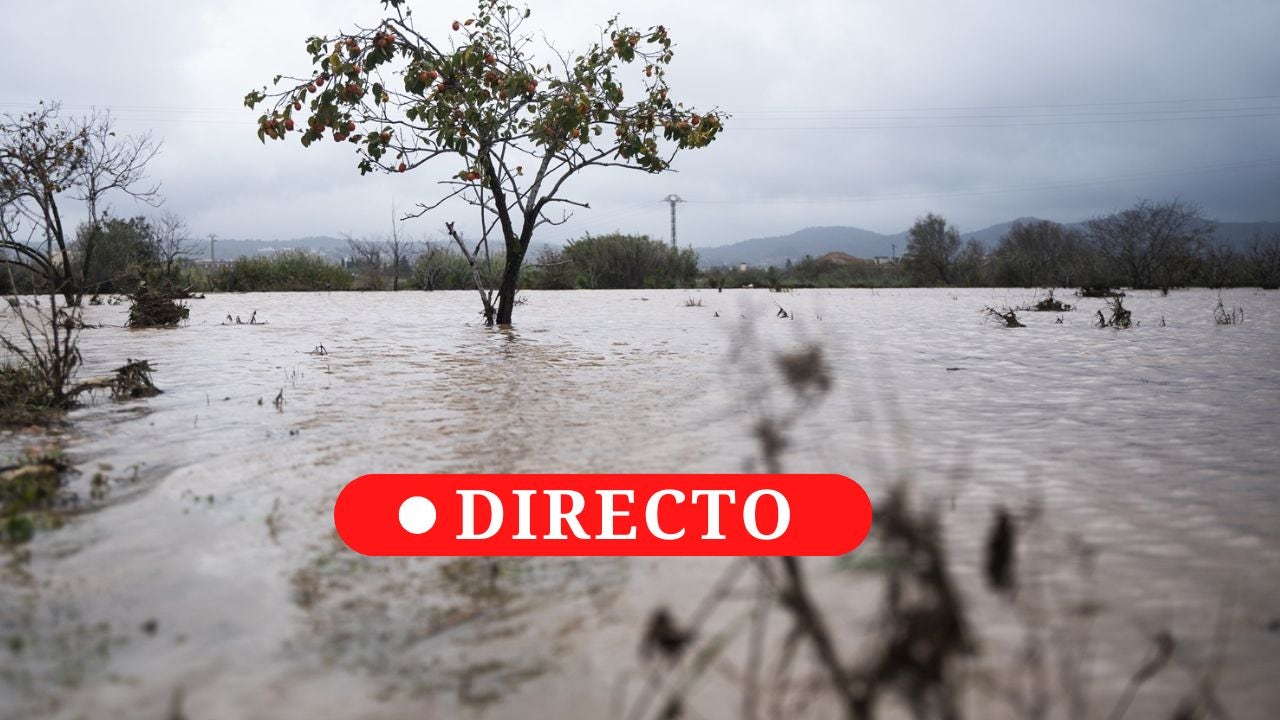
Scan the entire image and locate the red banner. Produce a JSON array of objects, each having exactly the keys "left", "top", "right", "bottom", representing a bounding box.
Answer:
[{"left": 334, "top": 474, "right": 872, "bottom": 557}]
